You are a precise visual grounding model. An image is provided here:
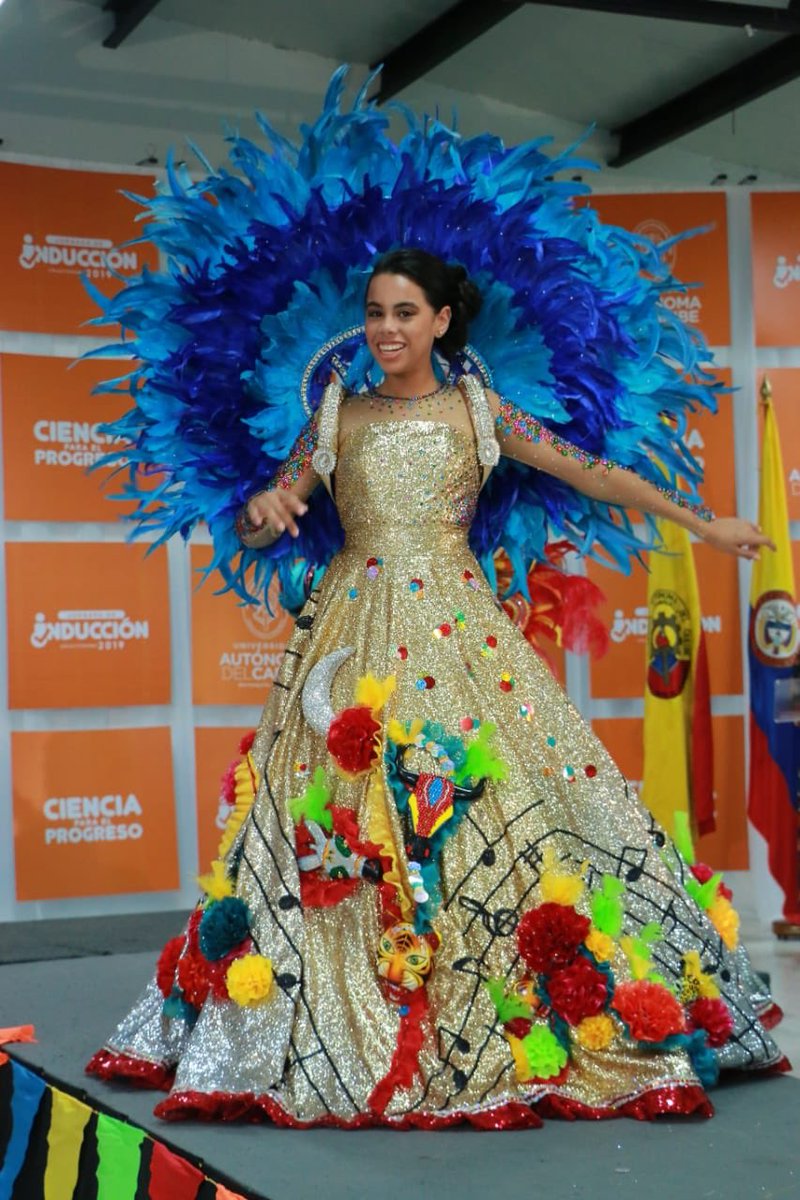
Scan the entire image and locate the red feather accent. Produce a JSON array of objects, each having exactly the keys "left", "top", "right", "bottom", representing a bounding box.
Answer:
[
  {"left": 367, "top": 989, "right": 428, "bottom": 1117},
  {"left": 496, "top": 542, "right": 610, "bottom": 663}
]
